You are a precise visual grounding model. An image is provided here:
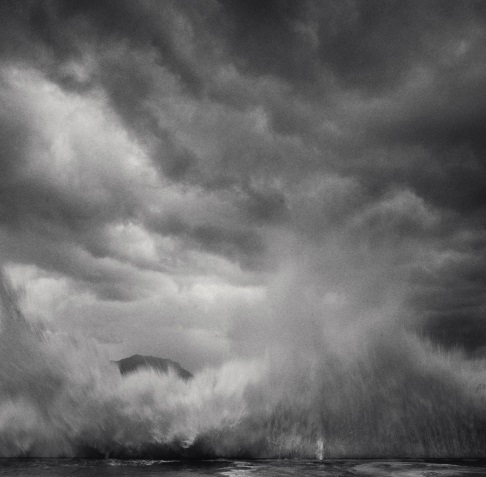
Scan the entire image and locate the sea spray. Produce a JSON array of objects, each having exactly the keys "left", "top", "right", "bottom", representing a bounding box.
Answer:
[
  {"left": 1, "top": 272, "right": 486, "bottom": 458},
  {"left": 0, "top": 272, "right": 267, "bottom": 457}
]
